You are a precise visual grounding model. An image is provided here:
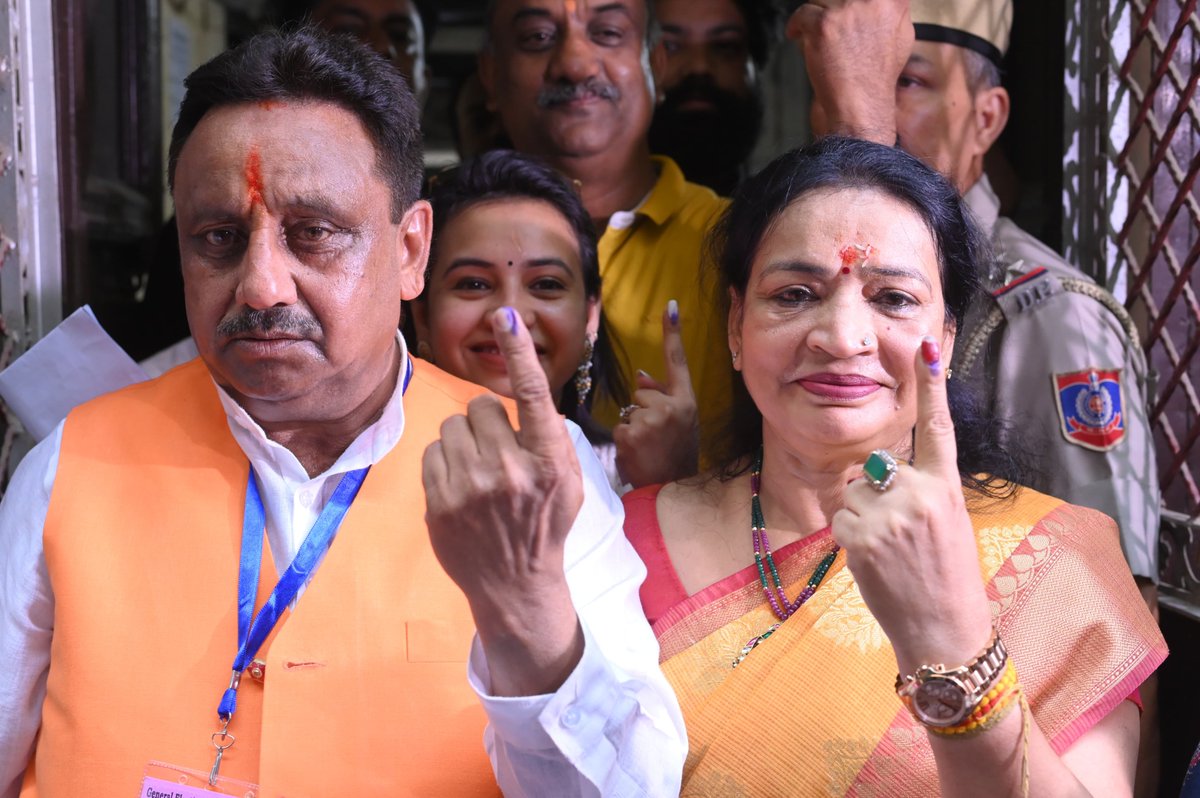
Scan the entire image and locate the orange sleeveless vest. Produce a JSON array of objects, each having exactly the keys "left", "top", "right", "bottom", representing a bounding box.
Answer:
[{"left": 25, "top": 358, "right": 504, "bottom": 797}]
